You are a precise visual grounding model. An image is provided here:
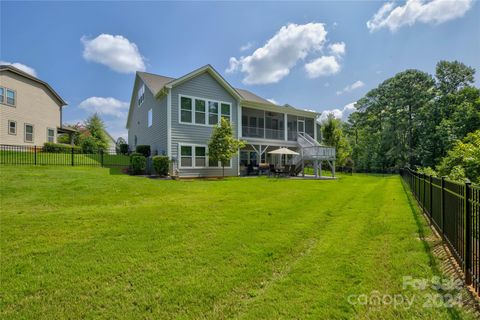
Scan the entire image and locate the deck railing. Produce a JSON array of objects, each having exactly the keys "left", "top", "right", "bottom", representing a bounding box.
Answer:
[{"left": 400, "top": 168, "right": 480, "bottom": 297}]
